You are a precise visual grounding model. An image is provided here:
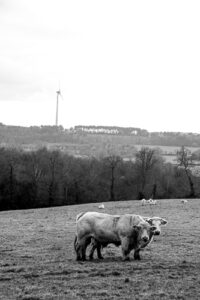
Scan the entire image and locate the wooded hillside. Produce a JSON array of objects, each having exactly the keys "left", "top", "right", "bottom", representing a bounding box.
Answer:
[{"left": 1, "top": 124, "right": 200, "bottom": 160}]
